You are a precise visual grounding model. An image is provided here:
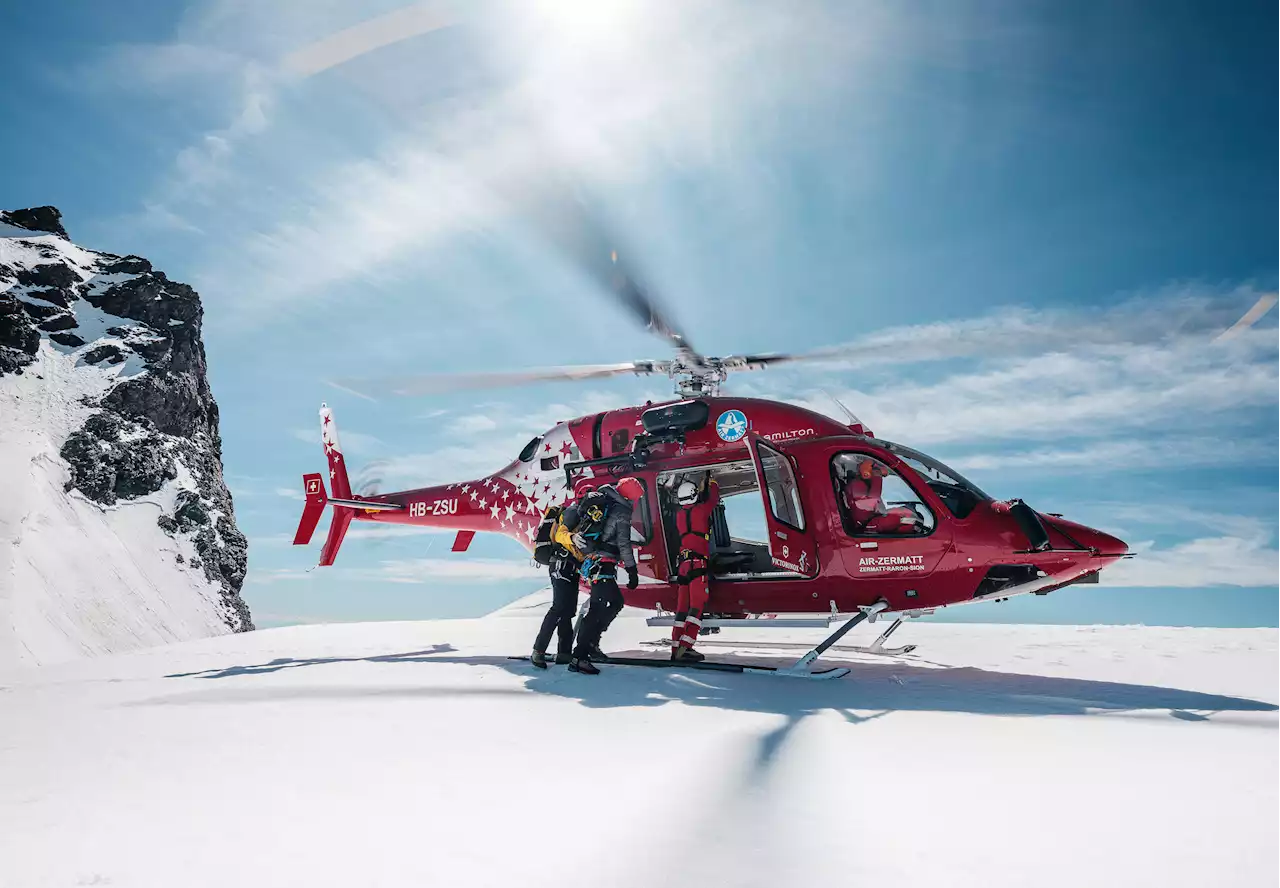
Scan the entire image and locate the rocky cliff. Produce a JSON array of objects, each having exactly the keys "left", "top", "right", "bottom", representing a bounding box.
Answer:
[{"left": 0, "top": 206, "right": 251, "bottom": 669}]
